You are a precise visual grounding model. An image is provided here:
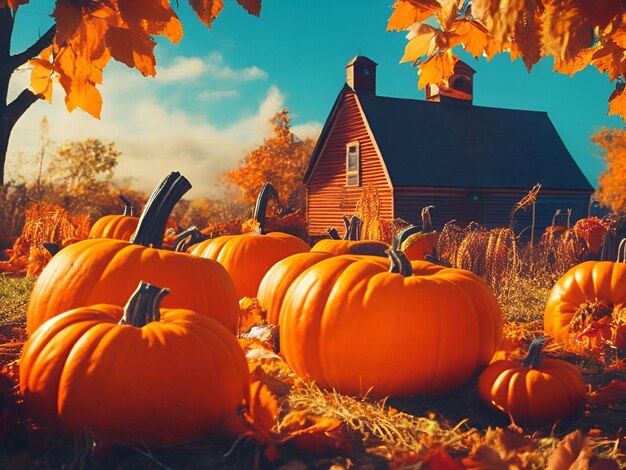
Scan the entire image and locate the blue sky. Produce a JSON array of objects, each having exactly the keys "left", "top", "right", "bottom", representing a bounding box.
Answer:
[{"left": 7, "top": 0, "right": 624, "bottom": 198}]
